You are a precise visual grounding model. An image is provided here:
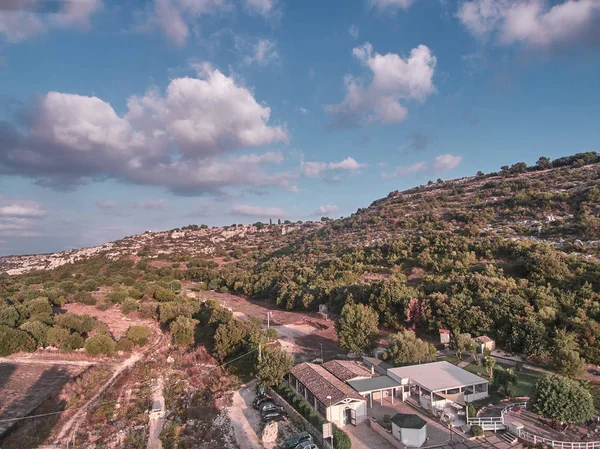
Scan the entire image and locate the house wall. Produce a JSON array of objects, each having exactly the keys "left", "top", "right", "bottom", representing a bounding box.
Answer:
[
  {"left": 328, "top": 401, "right": 367, "bottom": 426},
  {"left": 392, "top": 425, "right": 426, "bottom": 447}
]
